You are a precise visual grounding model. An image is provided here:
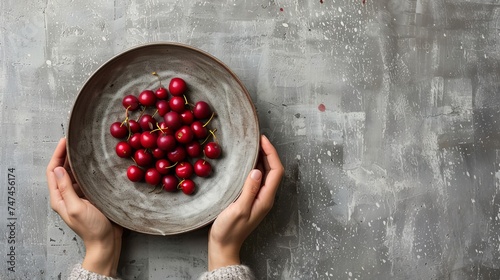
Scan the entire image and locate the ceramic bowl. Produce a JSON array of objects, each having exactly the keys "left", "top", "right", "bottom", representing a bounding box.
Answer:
[{"left": 66, "top": 42, "right": 259, "bottom": 235}]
